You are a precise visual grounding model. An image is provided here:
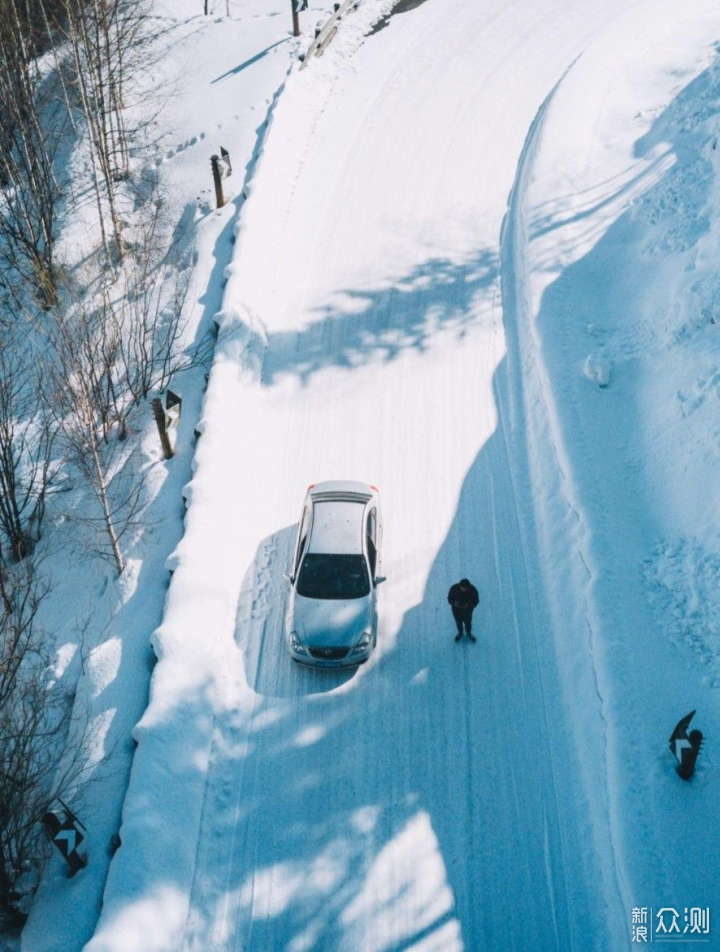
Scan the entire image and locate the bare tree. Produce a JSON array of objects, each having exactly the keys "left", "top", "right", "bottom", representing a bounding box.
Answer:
[
  {"left": 36, "top": 187, "right": 194, "bottom": 574},
  {"left": 0, "top": 559, "right": 86, "bottom": 928},
  {"left": 0, "top": 0, "right": 65, "bottom": 306},
  {"left": 46, "top": 306, "right": 144, "bottom": 575},
  {"left": 55, "top": 0, "right": 151, "bottom": 261},
  {"left": 112, "top": 189, "right": 194, "bottom": 405},
  {"left": 0, "top": 338, "right": 59, "bottom": 561}
]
